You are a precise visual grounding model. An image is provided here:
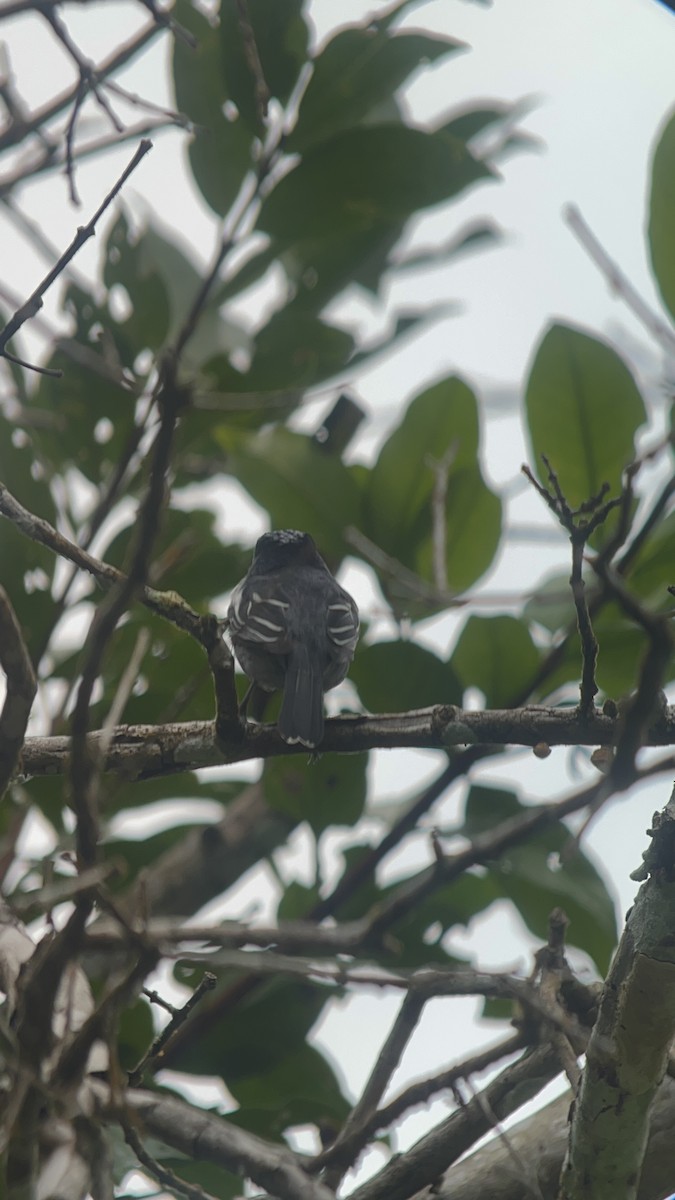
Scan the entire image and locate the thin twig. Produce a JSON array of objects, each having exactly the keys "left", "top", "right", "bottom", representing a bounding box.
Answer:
[
  {"left": 121, "top": 1114, "right": 221, "bottom": 1200},
  {"left": 234, "top": 0, "right": 270, "bottom": 124},
  {"left": 0, "top": 585, "right": 37, "bottom": 799},
  {"left": 0, "top": 139, "right": 152, "bottom": 362},
  {"left": 323, "top": 990, "right": 428, "bottom": 1189},
  {"left": 128, "top": 971, "right": 217, "bottom": 1085},
  {"left": 565, "top": 203, "right": 675, "bottom": 357},
  {"left": 346, "top": 525, "right": 463, "bottom": 609}
]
